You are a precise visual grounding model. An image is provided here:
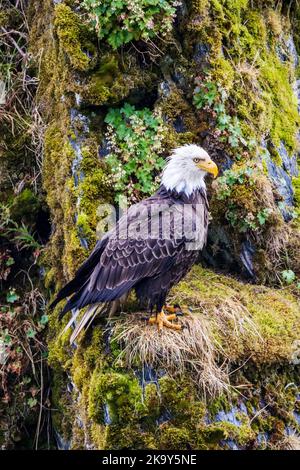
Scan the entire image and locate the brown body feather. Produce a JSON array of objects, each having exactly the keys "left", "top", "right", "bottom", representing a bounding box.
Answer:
[{"left": 50, "top": 185, "right": 209, "bottom": 319}]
